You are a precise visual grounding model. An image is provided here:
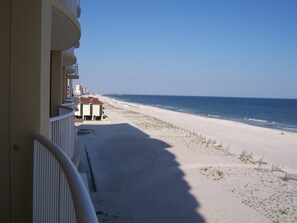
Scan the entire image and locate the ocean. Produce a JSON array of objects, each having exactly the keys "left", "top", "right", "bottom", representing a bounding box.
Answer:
[{"left": 106, "top": 94, "right": 297, "bottom": 132}]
